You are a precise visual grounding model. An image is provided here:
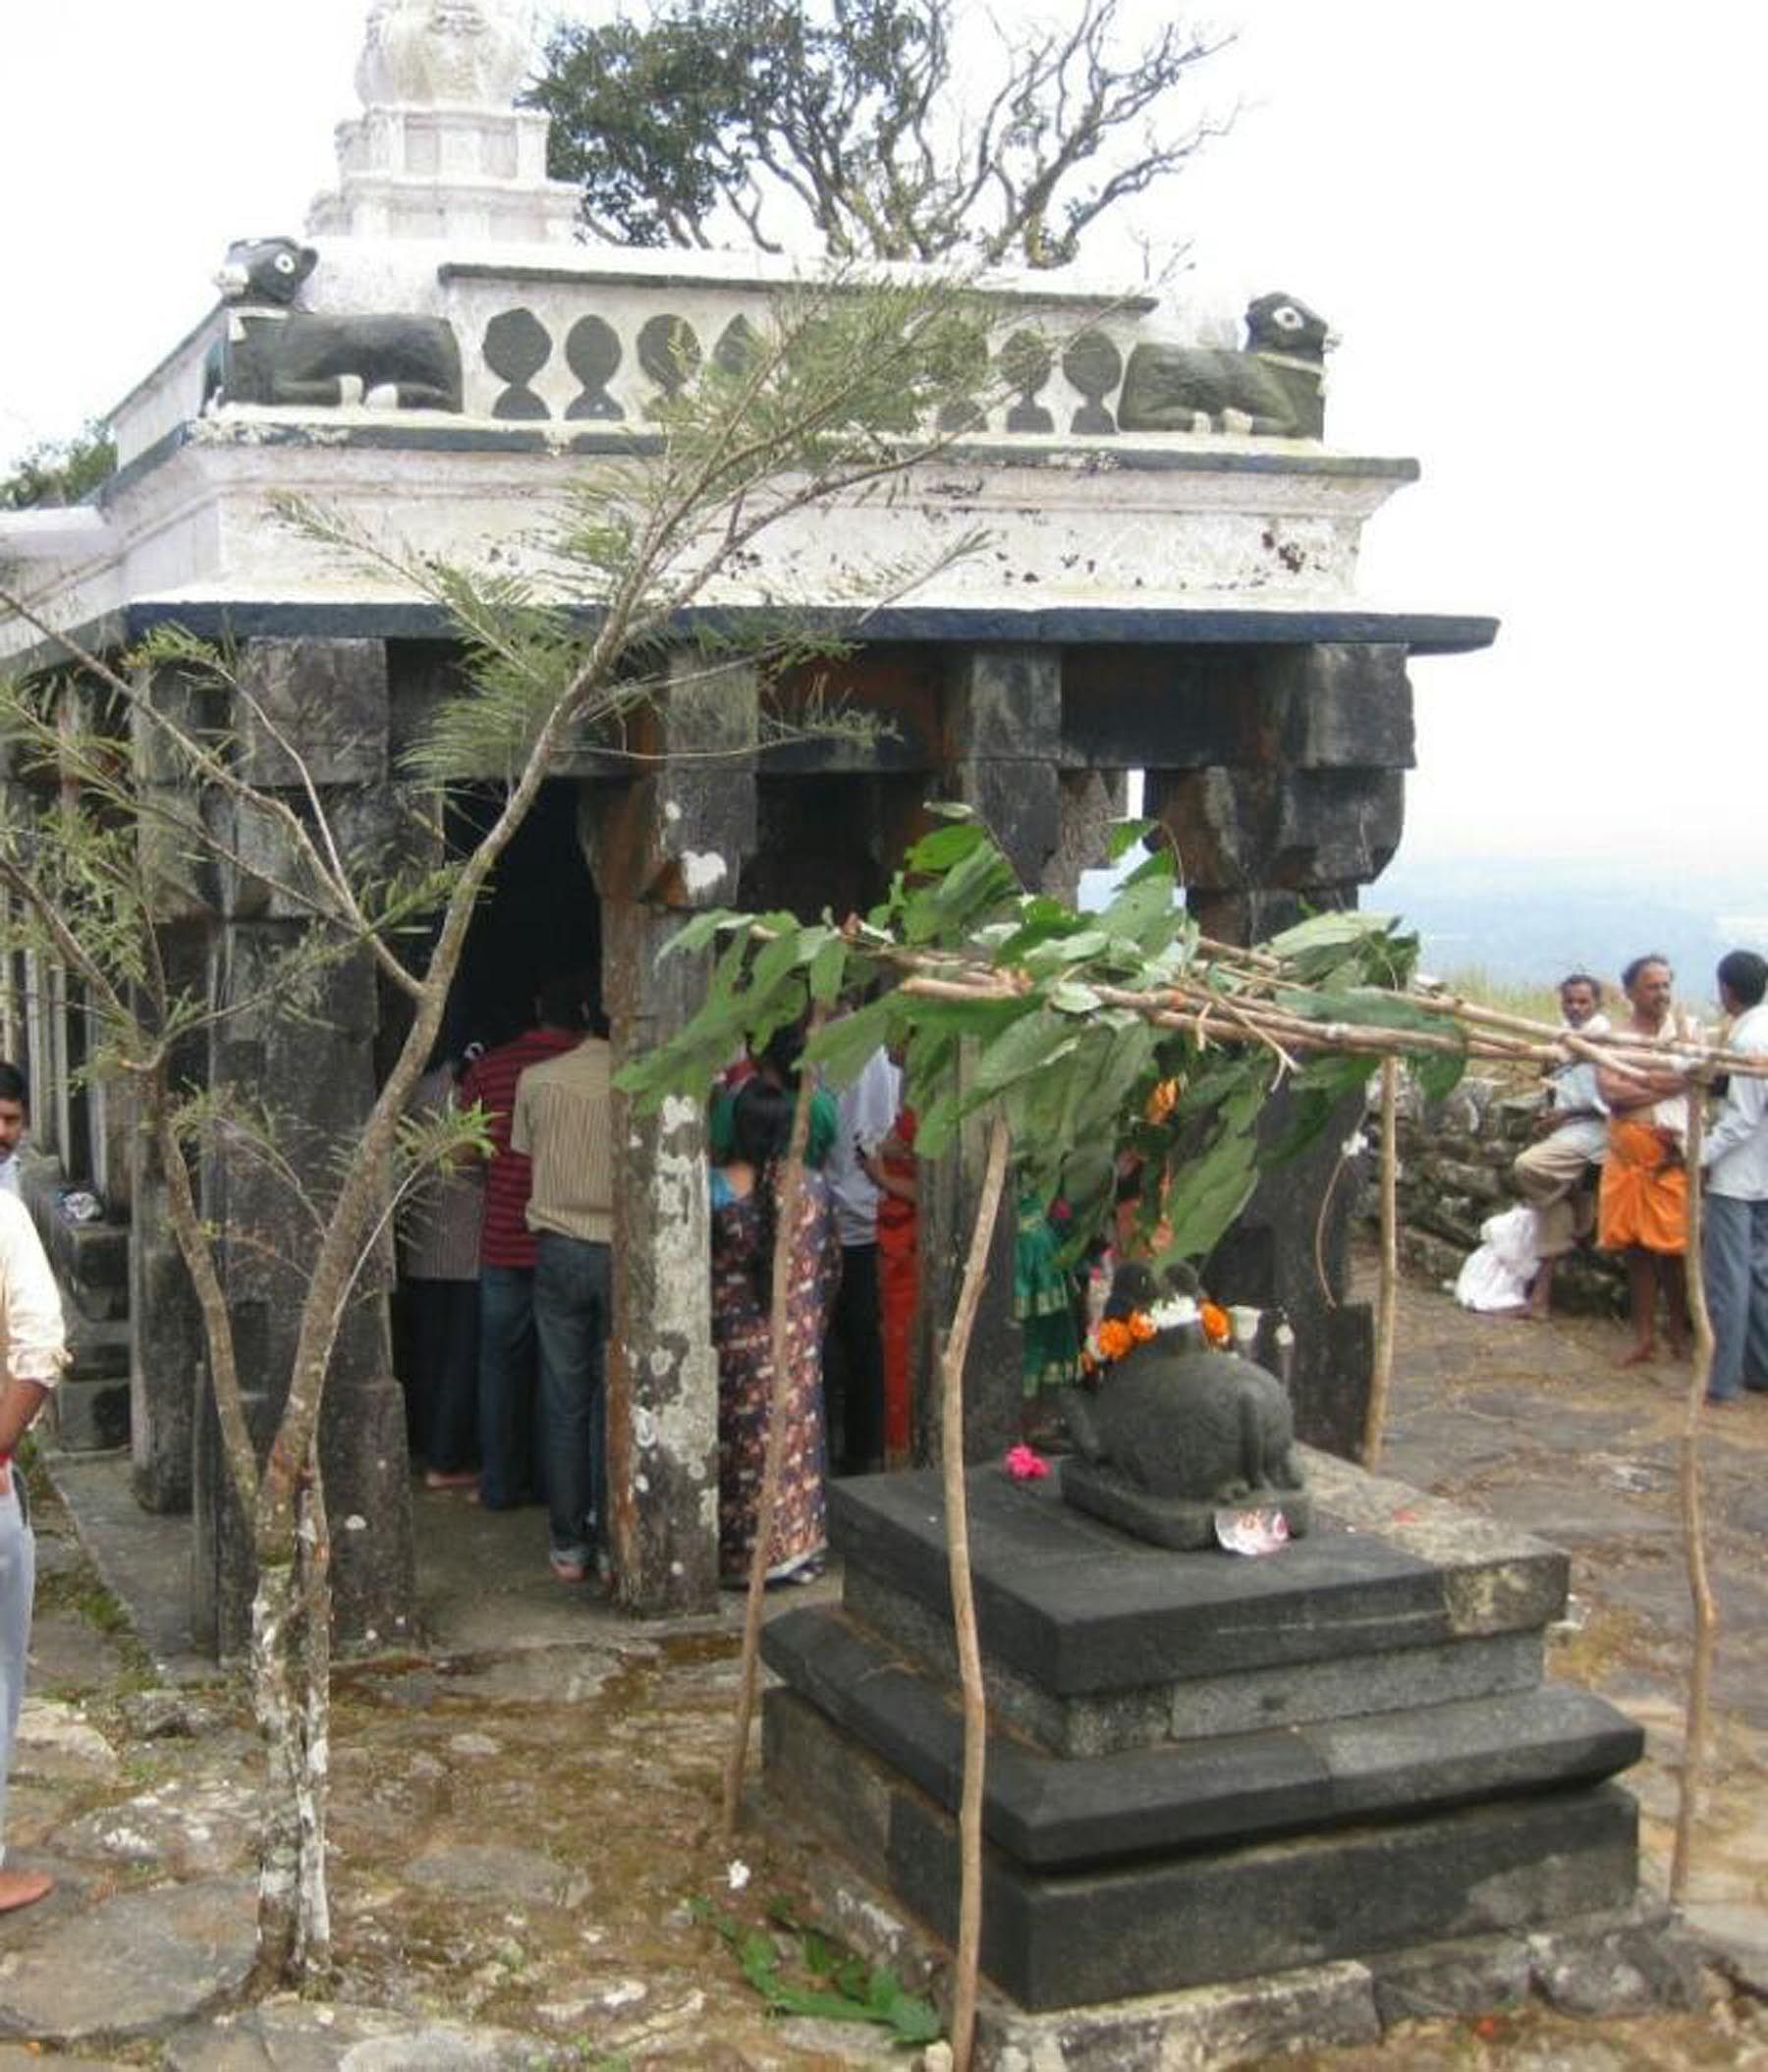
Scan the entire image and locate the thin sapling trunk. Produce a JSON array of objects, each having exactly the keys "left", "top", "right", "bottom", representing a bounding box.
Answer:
[
  {"left": 721, "top": 1015, "right": 822, "bottom": 1842},
  {"left": 1672, "top": 1086, "right": 1719, "bottom": 1901},
  {"left": 1363, "top": 1057, "right": 1400, "bottom": 1468},
  {"left": 941, "top": 1115, "right": 1012, "bottom": 2072}
]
